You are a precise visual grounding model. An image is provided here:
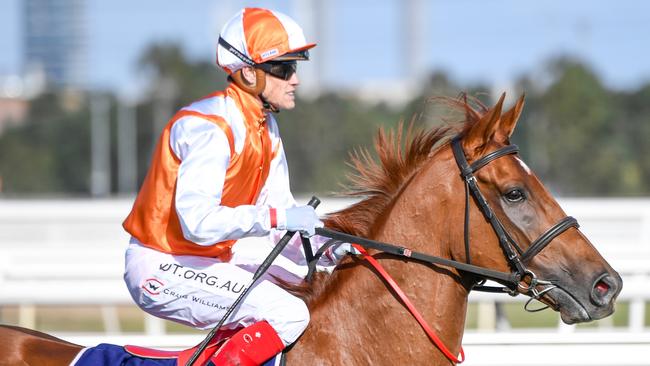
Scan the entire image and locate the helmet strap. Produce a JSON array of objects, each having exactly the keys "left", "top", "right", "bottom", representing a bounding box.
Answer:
[{"left": 260, "top": 95, "right": 279, "bottom": 113}]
